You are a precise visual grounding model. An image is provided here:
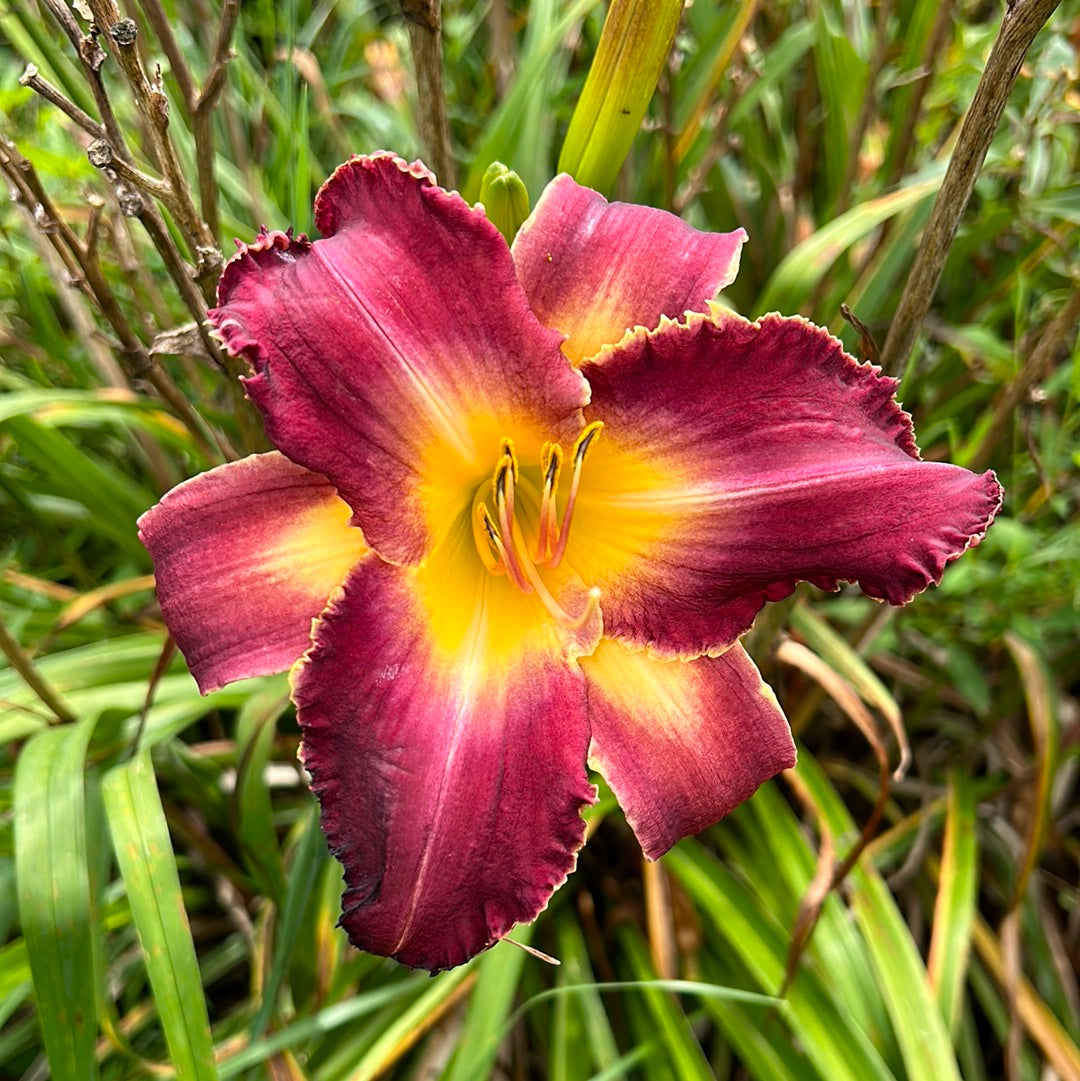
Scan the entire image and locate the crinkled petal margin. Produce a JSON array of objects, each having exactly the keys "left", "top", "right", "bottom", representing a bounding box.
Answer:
[
  {"left": 293, "top": 553, "right": 597, "bottom": 971},
  {"left": 572, "top": 312, "right": 1003, "bottom": 657},
  {"left": 209, "top": 153, "right": 588, "bottom": 566},
  {"left": 513, "top": 174, "right": 746, "bottom": 365}
]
